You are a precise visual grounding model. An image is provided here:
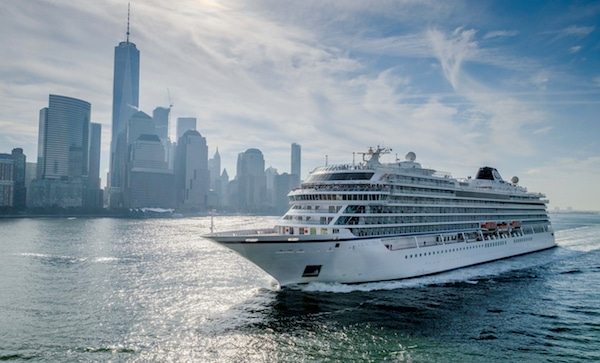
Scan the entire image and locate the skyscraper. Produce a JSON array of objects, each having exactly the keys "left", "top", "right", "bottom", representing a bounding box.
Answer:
[
  {"left": 175, "top": 130, "right": 209, "bottom": 211},
  {"left": 109, "top": 6, "right": 140, "bottom": 207},
  {"left": 176, "top": 117, "right": 197, "bottom": 141},
  {"left": 36, "top": 107, "right": 47, "bottom": 179},
  {"left": 30, "top": 95, "right": 92, "bottom": 208},
  {"left": 207, "top": 148, "right": 221, "bottom": 208},
  {"left": 85, "top": 123, "right": 103, "bottom": 208},
  {"left": 0, "top": 154, "right": 14, "bottom": 207},
  {"left": 220, "top": 169, "right": 230, "bottom": 209},
  {"left": 235, "top": 148, "right": 266, "bottom": 212},
  {"left": 11, "top": 148, "right": 26, "bottom": 209},
  {"left": 208, "top": 148, "right": 221, "bottom": 190},
  {"left": 123, "top": 111, "right": 175, "bottom": 208},
  {"left": 274, "top": 172, "right": 292, "bottom": 213},
  {"left": 37, "top": 95, "right": 91, "bottom": 179},
  {"left": 88, "top": 123, "right": 102, "bottom": 190},
  {"left": 291, "top": 142, "right": 301, "bottom": 188},
  {"left": 25, "top": 162, "right": 36, "bottom": 201},
  {"left": 130, "top": 134, "right": 167, "bottom": 170},
  {"left": 152, "top": 106, "right": 170, "bottom": 164},
  {"left": 126, "top": 134, "right": 175, "bottom": 209},
  {"left": 152, "top": 106, "right": 170, "bottom": 144},
  {"left": 127, "top": 111, "right": 155, "bottom": 144},
  {"left": 265, "top": 166, "right": 278, "bottom": 209}
]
